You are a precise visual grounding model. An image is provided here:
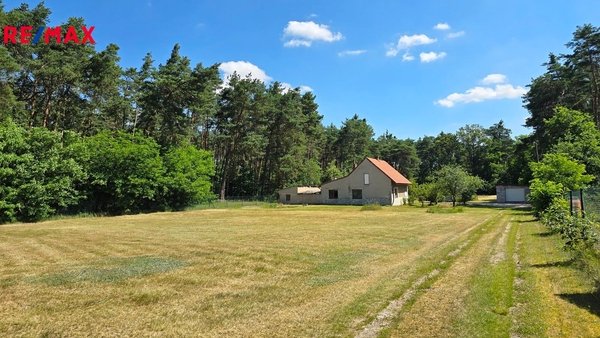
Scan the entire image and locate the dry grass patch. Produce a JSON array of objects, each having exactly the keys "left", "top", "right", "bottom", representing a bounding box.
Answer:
[
  {"left": 388, "top": 214, "right": 510, "bottom": 337},
  {"left": 0, "top": 205, "right": 496, "bottom": 337}
]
